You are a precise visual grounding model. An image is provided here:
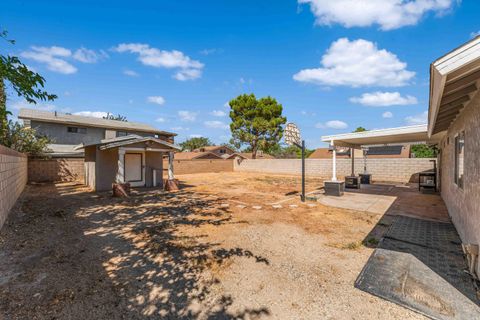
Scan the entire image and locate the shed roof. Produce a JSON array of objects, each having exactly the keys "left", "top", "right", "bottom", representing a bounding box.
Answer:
[
  {"left": 77, "top": 135, "right": 180, "bottom": 151},
  {"left": 19, "top": 108, "right": 176, "bottom": 136}
]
